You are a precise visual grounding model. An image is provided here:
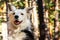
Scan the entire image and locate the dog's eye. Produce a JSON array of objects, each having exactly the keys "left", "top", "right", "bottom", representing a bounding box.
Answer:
[
  {"left": 13, "top": 13, "right": 15, "bottom": 15},
  {"left": 21, "top": 13, "right": 24, "bottom": 15}
]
